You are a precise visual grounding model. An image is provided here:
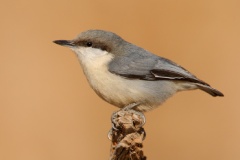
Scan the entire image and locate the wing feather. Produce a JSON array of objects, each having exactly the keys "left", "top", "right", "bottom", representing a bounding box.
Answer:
[
  {"left": 108, "top": 52, "right": 209, "bottom": 86},
  {"left": 108, "top": 46, "right": 223, "bottom": 97}
]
